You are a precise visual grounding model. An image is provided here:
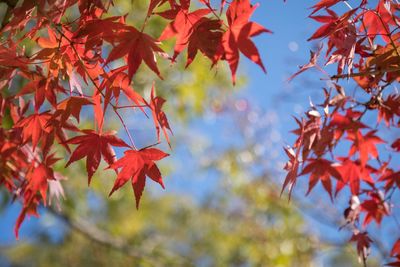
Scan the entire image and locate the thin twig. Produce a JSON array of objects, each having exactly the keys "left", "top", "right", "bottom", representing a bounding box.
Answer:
[{"left": 330, "top": 66, "right": 400, "bottom": 80}]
